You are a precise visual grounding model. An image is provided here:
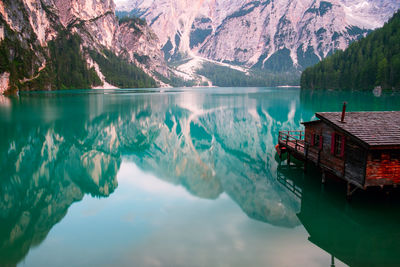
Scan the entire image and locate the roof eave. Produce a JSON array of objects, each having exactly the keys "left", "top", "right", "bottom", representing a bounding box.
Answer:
[
  {"left": 369, "top": 144, "right": 400, "bottom": 150},
  {"left": 301, "top": 120, "right": 321, "bottom": 125}
]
